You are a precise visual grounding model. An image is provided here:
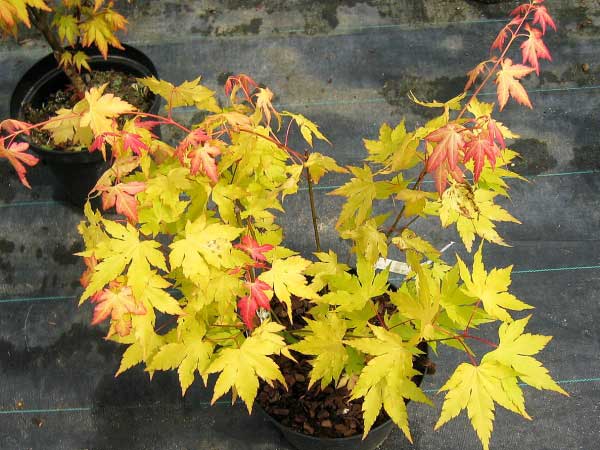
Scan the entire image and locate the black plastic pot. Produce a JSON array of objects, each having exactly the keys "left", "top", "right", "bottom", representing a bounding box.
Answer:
[
  {"left": 260, "top": 343, "right": 429, "bottom": 450},
  {"left": 9, "top": 44, "right": 160, "bottom": 206}
]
